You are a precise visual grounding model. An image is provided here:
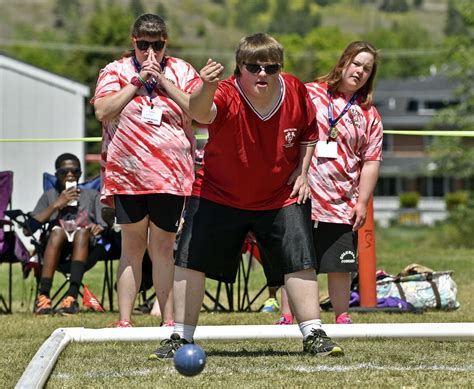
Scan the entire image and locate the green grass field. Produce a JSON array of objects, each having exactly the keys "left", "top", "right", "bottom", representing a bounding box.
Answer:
[{"left": 1, "top": 225, "right": 473, "bottom": 387}]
